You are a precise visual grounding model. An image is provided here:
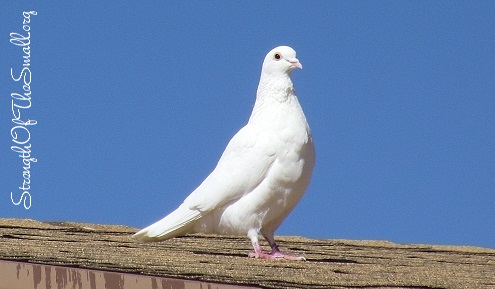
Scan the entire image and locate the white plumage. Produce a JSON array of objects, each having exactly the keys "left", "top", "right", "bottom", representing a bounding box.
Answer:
[{"left": 134, "top": 46, "right": 315, "bottom": 260}]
